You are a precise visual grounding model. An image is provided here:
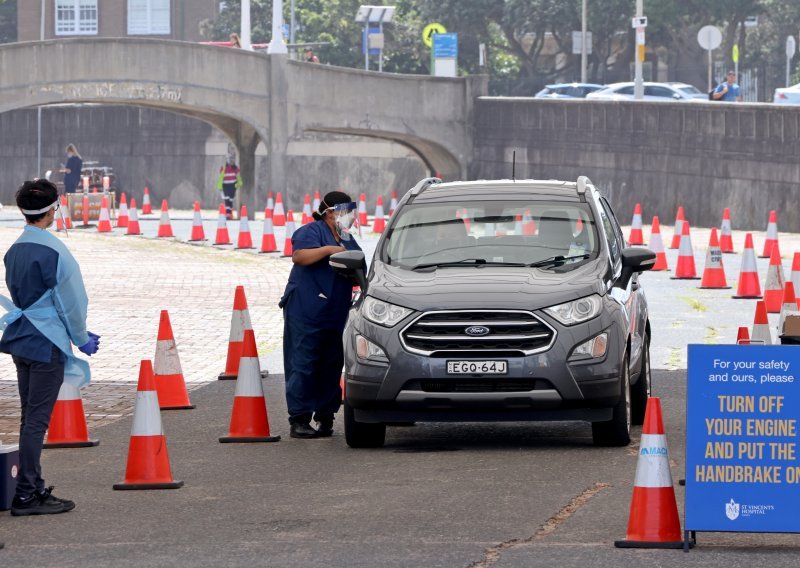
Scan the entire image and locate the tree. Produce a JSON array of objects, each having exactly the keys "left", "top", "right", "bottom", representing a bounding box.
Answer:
[{"left": 0, "top": 0, "right": 16, "bottom": 45}]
